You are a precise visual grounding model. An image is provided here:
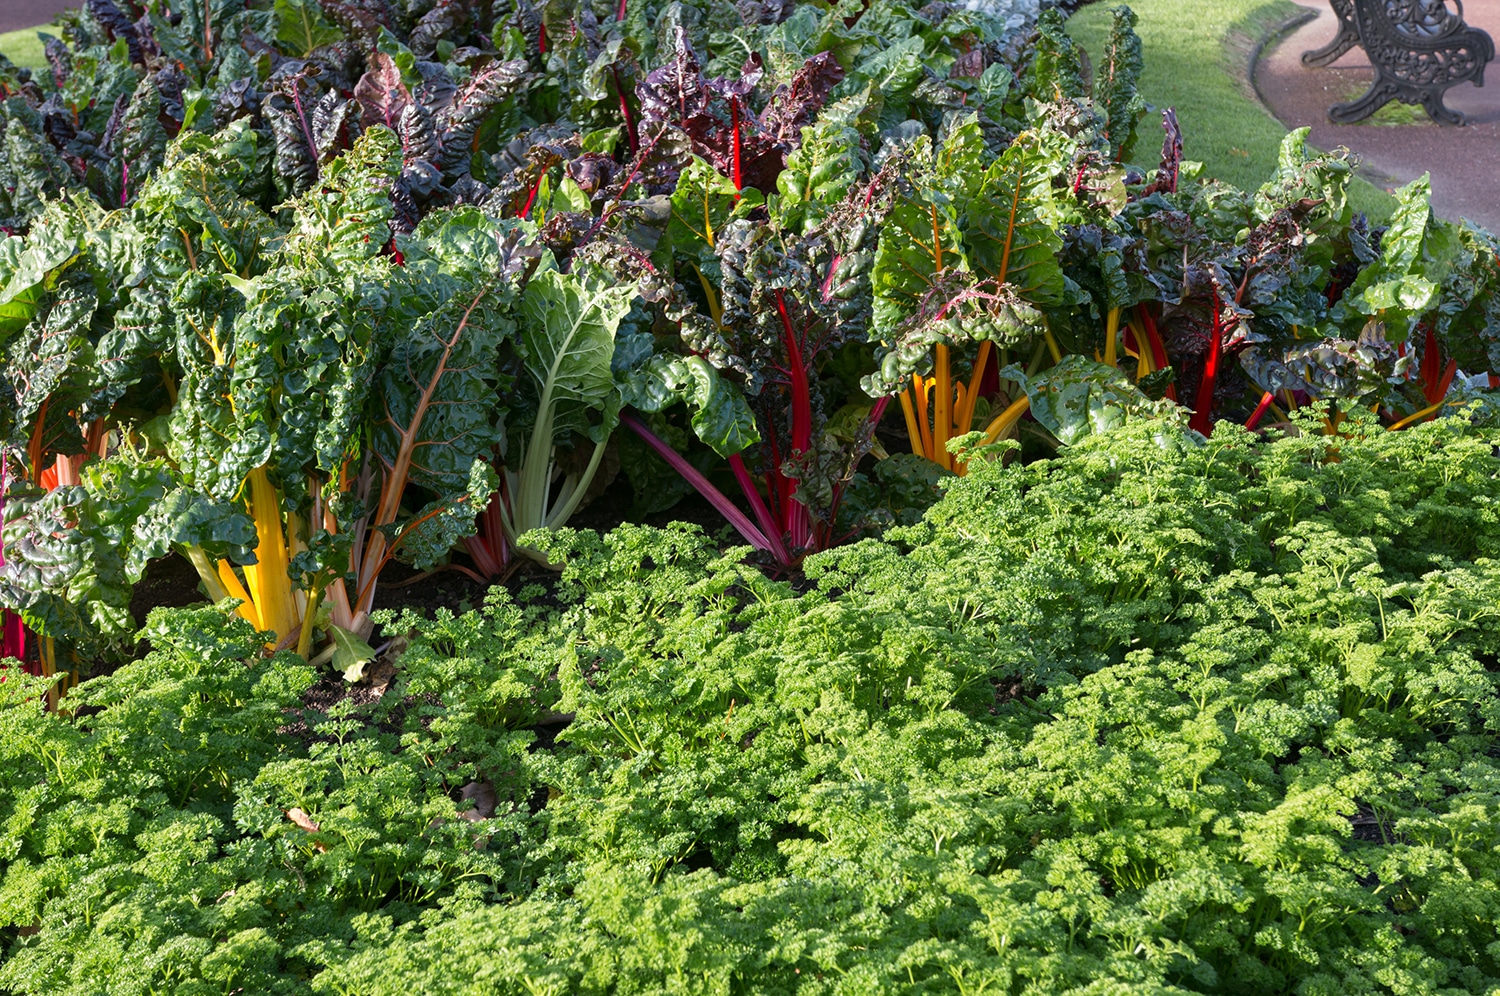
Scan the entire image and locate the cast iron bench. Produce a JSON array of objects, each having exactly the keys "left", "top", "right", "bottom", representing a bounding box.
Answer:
[{"left": 1301, "top": 0, "right": 1495, "bottom": 124}]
